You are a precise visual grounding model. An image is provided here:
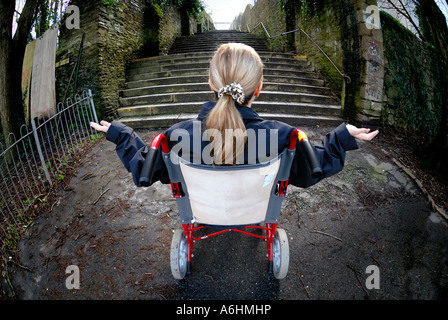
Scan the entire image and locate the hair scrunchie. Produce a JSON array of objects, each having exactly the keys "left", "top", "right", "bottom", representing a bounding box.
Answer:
[{"left": 217, "top": 82, "right": 245, "bottom": 105}]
